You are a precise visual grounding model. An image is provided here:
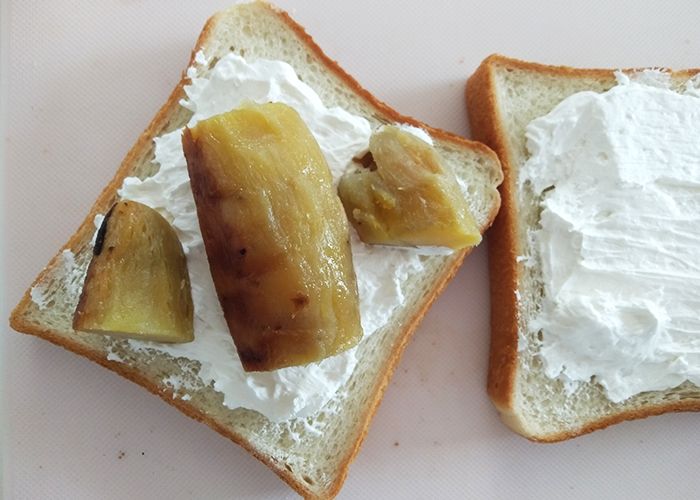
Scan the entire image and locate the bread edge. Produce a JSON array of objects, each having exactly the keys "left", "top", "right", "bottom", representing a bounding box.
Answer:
[{"left": 465, "top": 53, "right": 700, "bottom": 443}]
